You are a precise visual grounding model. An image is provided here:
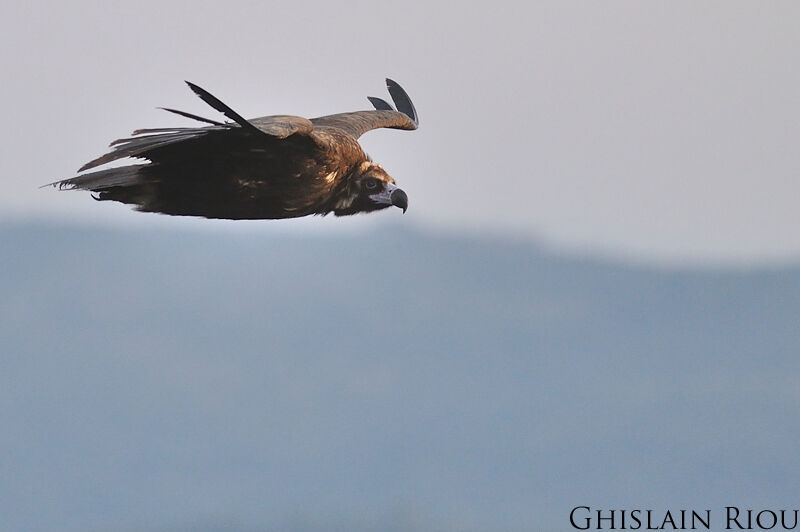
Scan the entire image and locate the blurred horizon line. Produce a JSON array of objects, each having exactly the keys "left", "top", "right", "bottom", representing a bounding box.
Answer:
[{"left": 3, "top": 215, "right": 799, "bottom": 273}]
